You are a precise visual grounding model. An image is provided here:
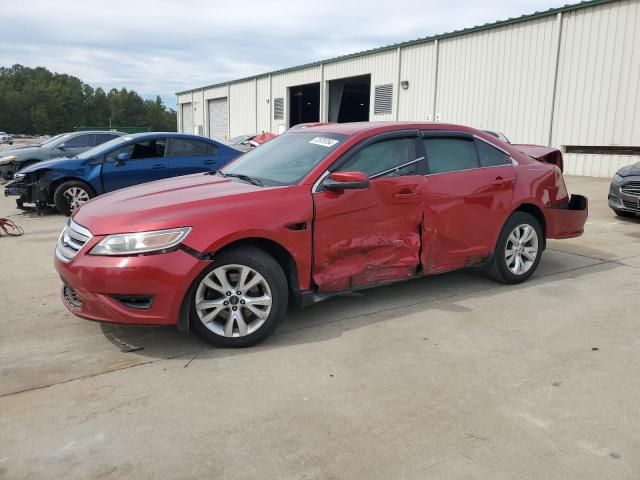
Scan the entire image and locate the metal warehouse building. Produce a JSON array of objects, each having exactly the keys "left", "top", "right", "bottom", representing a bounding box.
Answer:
[{"left": 177, "top": 0, "right": 640, "bottom": 178}]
